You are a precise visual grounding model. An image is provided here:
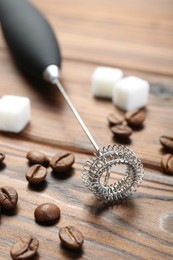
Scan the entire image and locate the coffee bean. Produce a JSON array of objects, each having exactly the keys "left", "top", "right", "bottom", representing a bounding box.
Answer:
[
  {"left": 0, "top": 186, "right": 18, "bottom": 210},
  {"left": 0, "top": 152, "right": 5, "bottom": 163},
  {"left": 107, "top": 113, "right": 124, "bottom": 126},
  {"left": 10, "top": 236, "right": 39, "bottom": 260},
  {"left": 161, "top": 154, "right": 173, "bottom": 175},
  {"left": 26, "top": 164, "right": 47, "bottom": 184},
  {"left": 50, "top": 152, "right": 75, "bottom": 172},
  {"left": 160, "top": 136, "right": 173, "bottom": 152},
  {"left": 111, "top": 125, "right": 133, "bottom": 138},
  {"left": 59, "top": 226, "right": 84, "bottom": 250},
  {"left": 125, "top": 108, "right": 146, "bottom": 126},
  {"left": 34, "top": 203, "right": 60, "bottom": 225},
  {"left": 26, "top": 150, "right": 49, "bottom": 166}
]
